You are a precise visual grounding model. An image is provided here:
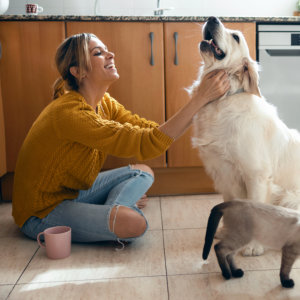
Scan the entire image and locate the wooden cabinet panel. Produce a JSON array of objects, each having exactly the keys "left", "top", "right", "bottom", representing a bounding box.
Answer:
[
  {"left": 164, "top": 22, "right": 205, "bottom": 168},
  {"left": 165, "top": 22, "right": 256, "bottom": 168},
  {"left": 0, "top": 22, "right": 65, "bottom": 171},
  {"left": 66, "top": 22, "right": 166, "bottom": 169},
  {"left": 0, "top": 77, "right": 6, "bottom": 177}
]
